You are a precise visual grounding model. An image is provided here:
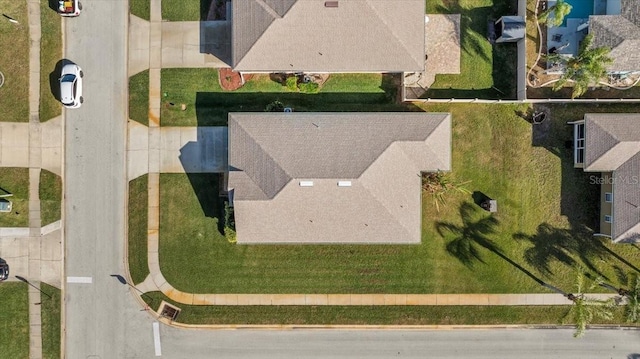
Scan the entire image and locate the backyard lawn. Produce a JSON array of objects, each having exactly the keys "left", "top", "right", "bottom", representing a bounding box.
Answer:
[
  {"left": 157, "top": 103, "right": 640, "bottom": 296},
  {"left": 0, "top": 0, "right": 29, "bottom": 122},
  {"left": 128, "top": 175, "right": 149, "bottom": 285},
  {"left": 40, "top": 1, "right": 62, "bottom": 122},
  {"left": 40, "top": 170, "right": 62, "bottom": 227},
  {"left": 424, "top": 0, "right": 518, "bottom": 99},
  {"left": 41, "top": 283, "right": 61, "bottom": 359},
  {"left": 143, "top": 291, "right": 630, "bottom": 326},
  {"left": 0, "top": 283, "right": 29, "bottom": 358},
  {"left": 160, "top": 69, "right": 403, "bottom": 126},
  {"left": 0, "top": 168, "right": 30, "bottom": 227}
]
